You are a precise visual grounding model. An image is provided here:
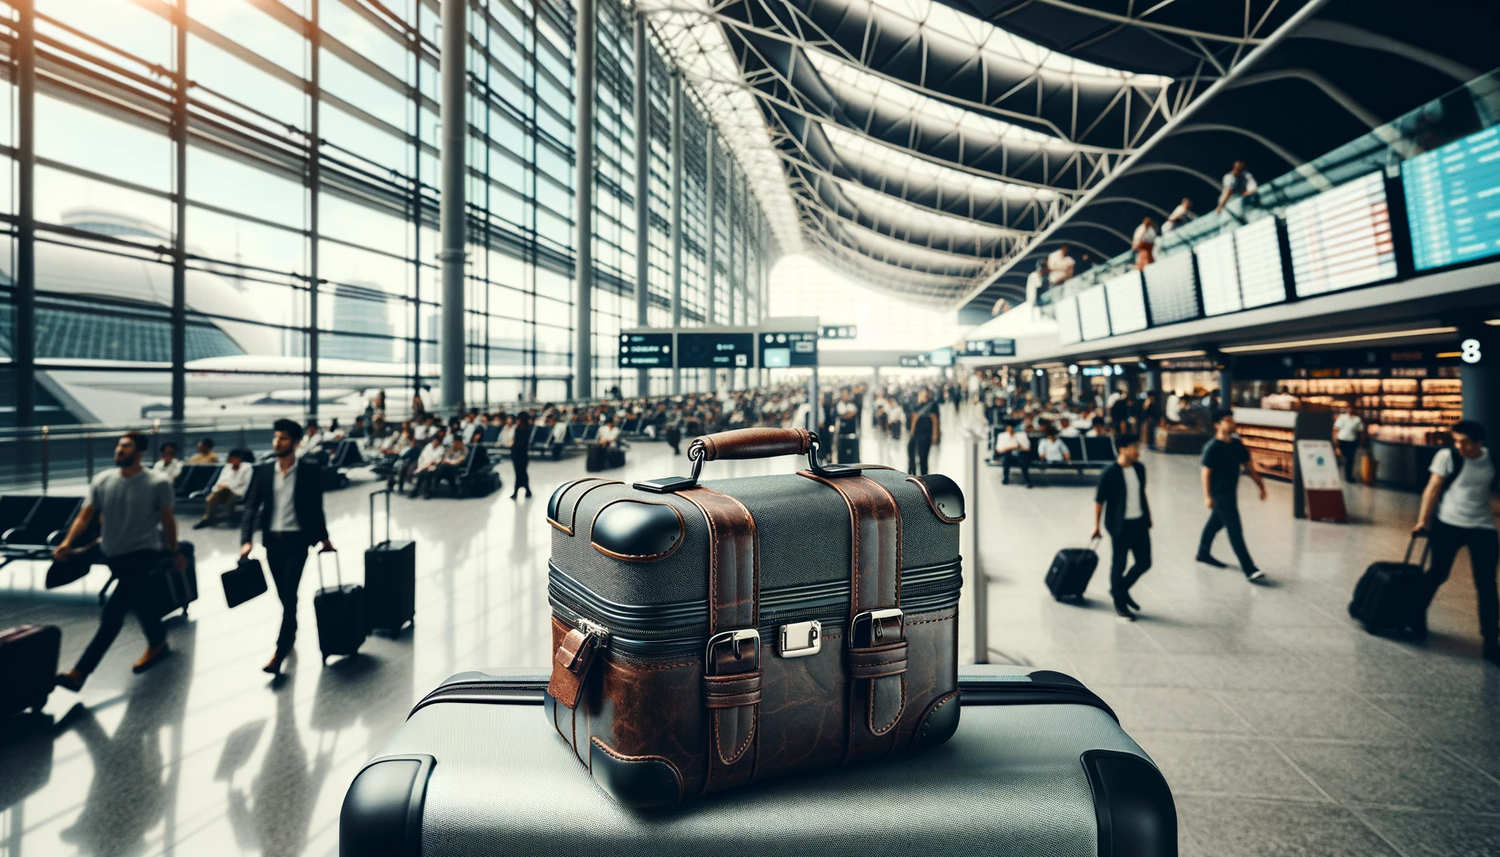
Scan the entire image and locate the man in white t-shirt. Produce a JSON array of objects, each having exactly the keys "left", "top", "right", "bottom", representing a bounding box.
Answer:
[
  {"left": 1036, "top": 430, "right": 1069, "bottom": 465},
  {"left": 1414, "top": 420, "right": 1498, "bottom": 665},
  {"left": 994, "top": 423, "right": 1032, "bottom": 488},
  {"left": 1046, "top": 245, "right": 1076, "bottom": 286},
  {"left": 1216, "top": 161, "right": 1258, "bottom": 213},
  {"left": 1334, "top": 405, "right": 1365, "bottom": 483}
]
